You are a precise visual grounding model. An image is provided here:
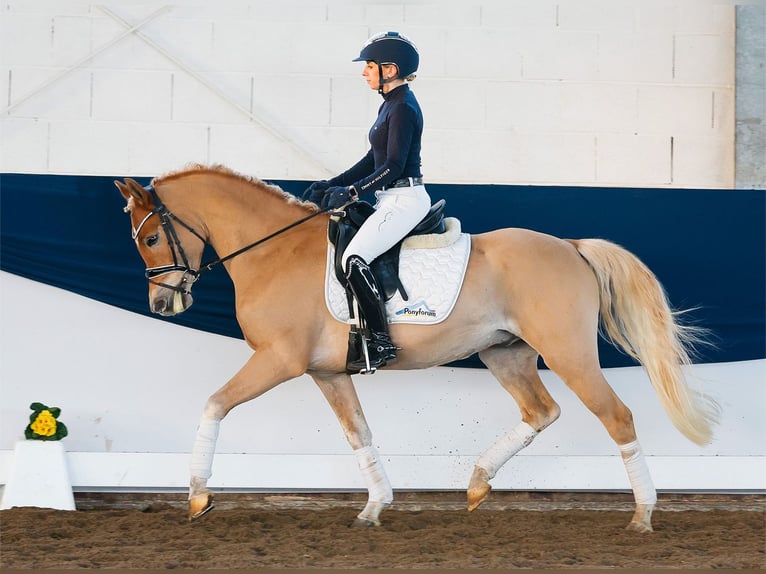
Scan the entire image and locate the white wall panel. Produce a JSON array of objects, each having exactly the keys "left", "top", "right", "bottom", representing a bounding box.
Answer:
[
  {"left": 89, "top": 22, "right": 175, "bottom": 72},
  {"left": 557, "top": 2, "right": 636, "bottom": 32},
  {"left": 170, "top": 72, "right": 250, "bottom": 124},
  {"left": 0, "top": 14, "right": 53, "bottom": 67},
  {"left": 485, "top": 82, "right": 558, "bottom": 132},
  {"left": 521, "top": 31, "right": 599, "bottom": 81},
  {"left": 329, "top": 77, "right": 369, "bottom": 127},
  {"left": 8, "top": 68, "right": 91, "bottom": 120},
  {"left": 253, "top": 75, "right": 332, "bottom": 127},
  {"left": 91, "top": 70, "right": 171, "bottom": 121},
  {"left": 596, "top": 134, "right": 671, "bottom": 186},
  {"left": 404, "top": 4, "right": 481, "bottom": 27},
  {"left": 558, "top": 84, "right": 637, "bottom": 133},
  {"left": 673, "top": 135, "right": 735, "bottom": 188},
  {"left": 0, "top": 2, "right": 739, "bottom": 180},
  {"left": 416, "top": 79, "right": 486, "bottom": 130},
  {"left": 126, "top": 123, "right": 210, "bottom": 175},
  {"left": 674, "top": 34, "right": 735, "bottom": 85},
  {"left": 482, "top": 2, "right": 556, "bottom": 29},
  {"left": 47, "top": 120, "right": 131, "bottom": 174},
  {"left": 638, "top": 86, "right": 717, "bottom": 135},
  {"left": 598, "top": 33, "right": 673, "bottom": 83},
  {"left": 508, "top": 132, "right": 596, "bottom": 184},
  {"left": 0, "top": 118, "right": 48, "bottom": 172}
]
